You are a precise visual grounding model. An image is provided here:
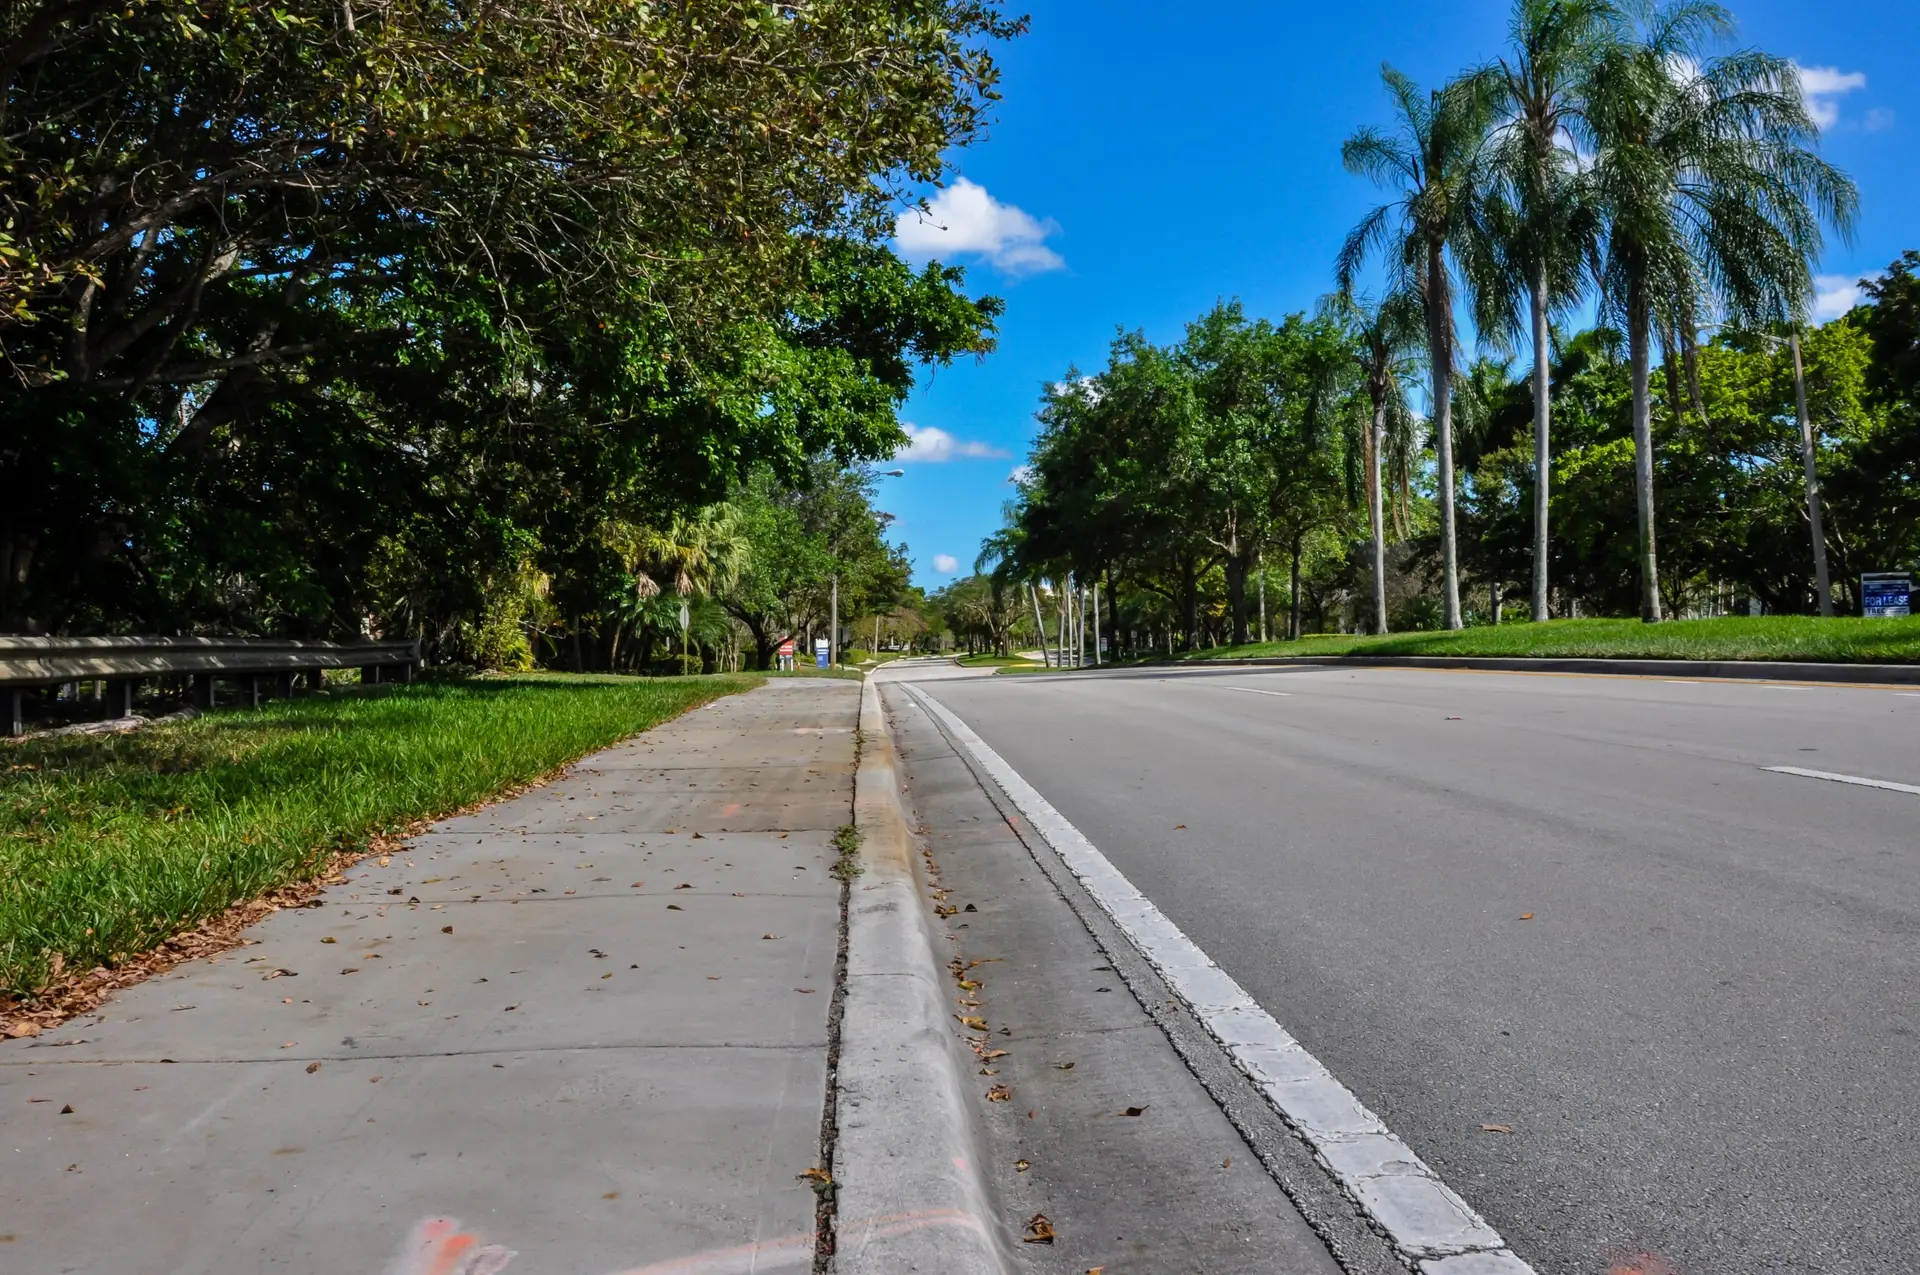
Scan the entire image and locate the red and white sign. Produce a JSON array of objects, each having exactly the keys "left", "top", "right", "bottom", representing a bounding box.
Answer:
[{"left": 776, "top": 638, "right": 796, "bottom": 657}]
